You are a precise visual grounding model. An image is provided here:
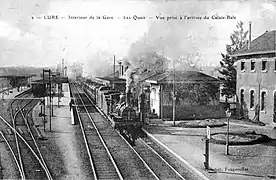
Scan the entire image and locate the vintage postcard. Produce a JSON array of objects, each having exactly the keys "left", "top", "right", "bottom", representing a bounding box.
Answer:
[{"left": 0, "top": 0, "right": 275, "bottom": 179}]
